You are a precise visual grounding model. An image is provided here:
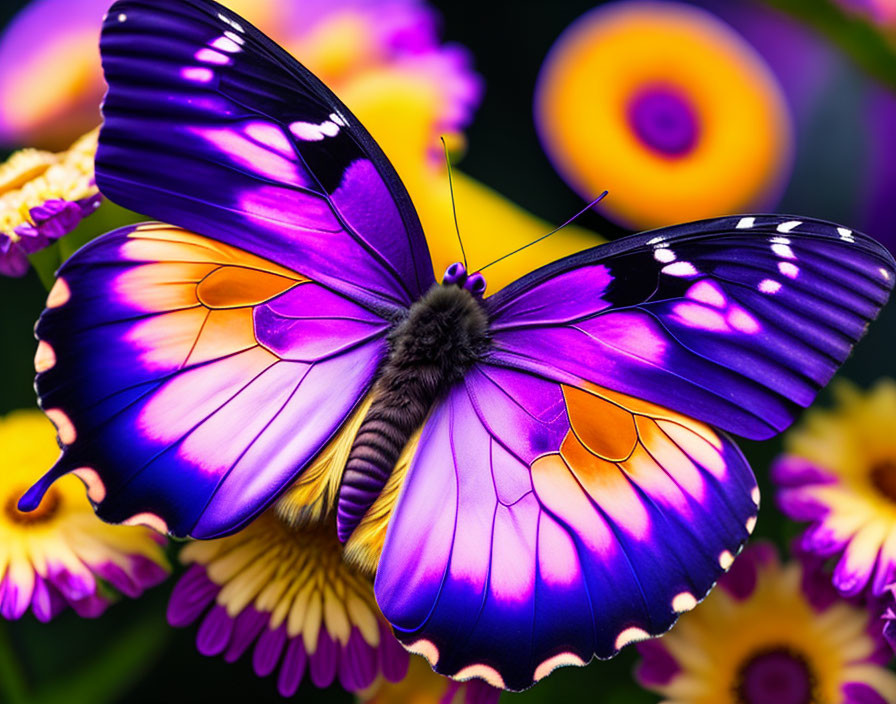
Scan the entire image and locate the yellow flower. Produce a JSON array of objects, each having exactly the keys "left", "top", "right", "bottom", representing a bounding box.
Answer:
[
  {"left": 773, "top": 379, "right": 896, "bottom": 597},
  {"left": 0, "top": 409, "right": 168, "bottom": 620},
  {"left": 636, "top": 542, "right": 896, "bottom": 704},
  {"left": 535, "top": 1, "right": 792, "bottom": 231},
  {"left": 168, "top": 511, "right": 409, "bottom": 697},
  {"left": 0, "top": 128, "right": 101, "bottom": 277},
  {"left": 360, "top": 656, "right": 500, "bottom": 704}
]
